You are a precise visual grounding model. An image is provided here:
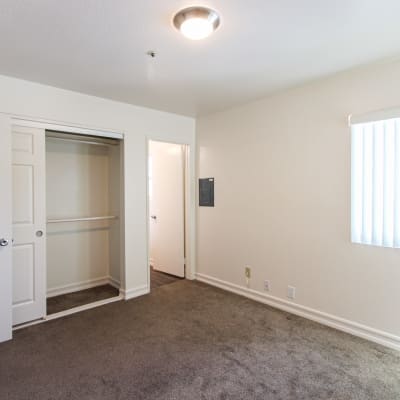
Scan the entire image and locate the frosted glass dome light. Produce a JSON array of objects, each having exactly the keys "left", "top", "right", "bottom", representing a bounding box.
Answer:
[{"left": 173, "top": 7, "right": 220, "bottom": 40}]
